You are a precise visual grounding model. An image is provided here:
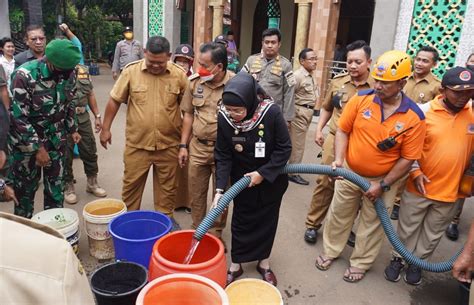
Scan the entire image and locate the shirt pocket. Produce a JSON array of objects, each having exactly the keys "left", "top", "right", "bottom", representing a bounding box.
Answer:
[
  {"left": 32, "top": 89, "right": 56, "bottom": 114},
  {"left": 165, "top": 84, "right": 182, "bottom": 108},
  {"left": 267, "top": 73, "right": 282, "bottom": 87},
  {"left": 131, "top": 85, "right": 148, "bottom": 105}
]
